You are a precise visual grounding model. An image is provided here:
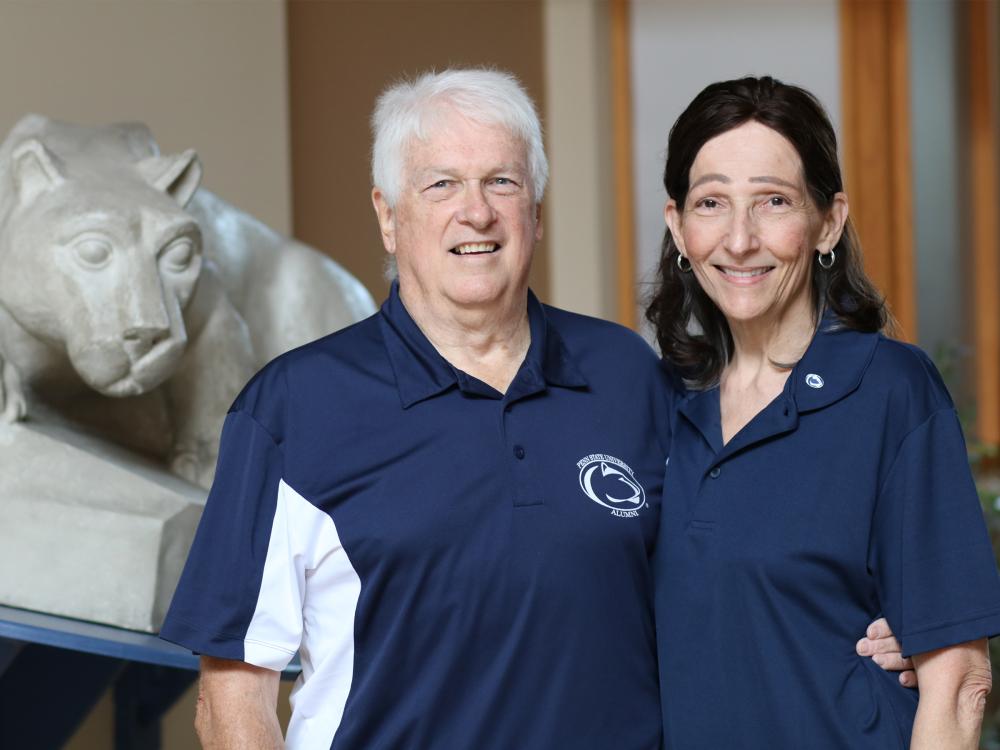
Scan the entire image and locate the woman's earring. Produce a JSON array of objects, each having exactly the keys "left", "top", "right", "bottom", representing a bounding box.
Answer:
[
  {"left": 817, "top": 249, "right": 835, "bottom": 269},
  {"left": 677, "top": 253, "right": 692, "bottom": 273}
]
